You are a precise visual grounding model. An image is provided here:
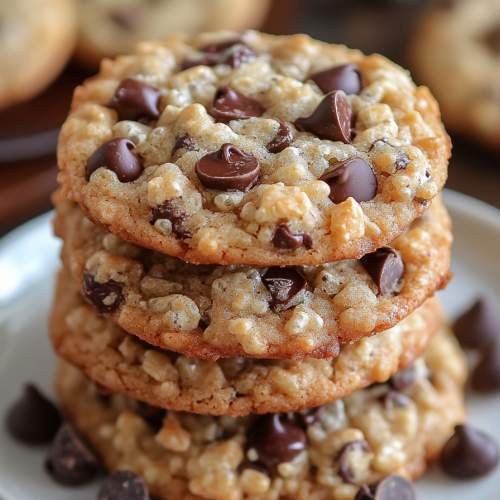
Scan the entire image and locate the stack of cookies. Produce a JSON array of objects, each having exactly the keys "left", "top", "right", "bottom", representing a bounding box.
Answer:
[{"left": 49, "top": 31, "right": 467, "bottom": 499}]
